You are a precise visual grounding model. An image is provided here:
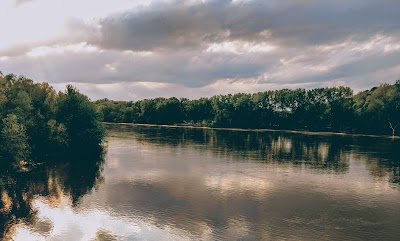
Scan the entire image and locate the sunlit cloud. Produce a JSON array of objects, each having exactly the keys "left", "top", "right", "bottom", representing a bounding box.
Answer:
[
  {"left": 206, "top": 41, "right": 276, "bottom": 54},
  {"left": 105, "top": 63, "right": 118, "bottom": 72}
]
